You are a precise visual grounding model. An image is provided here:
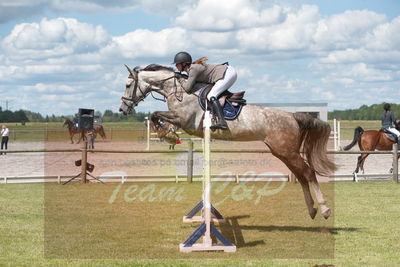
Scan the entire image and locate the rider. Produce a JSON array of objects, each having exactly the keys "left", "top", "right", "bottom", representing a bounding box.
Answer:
[
  {"left": 173, "top": 51, "right": 237, "bottom": 130},
  {"left": 381, "top": 103, "right": 400, "bottom": 145}
]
